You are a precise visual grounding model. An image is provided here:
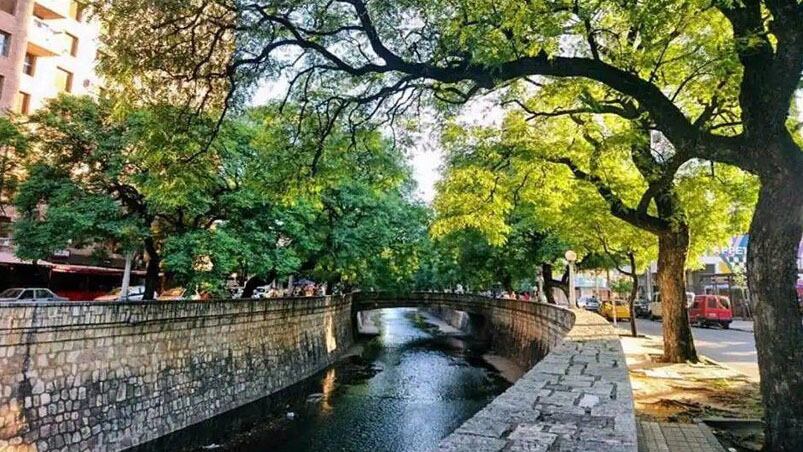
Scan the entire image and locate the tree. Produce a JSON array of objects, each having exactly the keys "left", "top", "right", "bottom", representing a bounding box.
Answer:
[
  {"left": 422, "top": 217, "right": 563, "bottom": 295},
  {"left": 433, "top": 112, "right": 754, "bottom": 360},
  {"left": 0, "top": 118, "right": 28, "bottom": 210},
  {"left": 92, "top": 0, "right": 803, "bottom": 446},
  {"left": 173, "top": 104, "right": 431, "bottom": 294},
  {"left": 15, "top": 96, "right": 243, "bottom": 299},
  {"left": 14, "top": 165, "right": 145, "bottom": 264}
]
